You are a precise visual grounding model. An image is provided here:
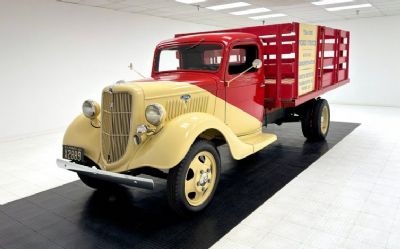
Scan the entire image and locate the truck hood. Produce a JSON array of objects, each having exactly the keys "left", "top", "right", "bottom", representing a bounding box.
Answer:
[{"left": 126, "top": 74, "right": 218, "bottom": 100}]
